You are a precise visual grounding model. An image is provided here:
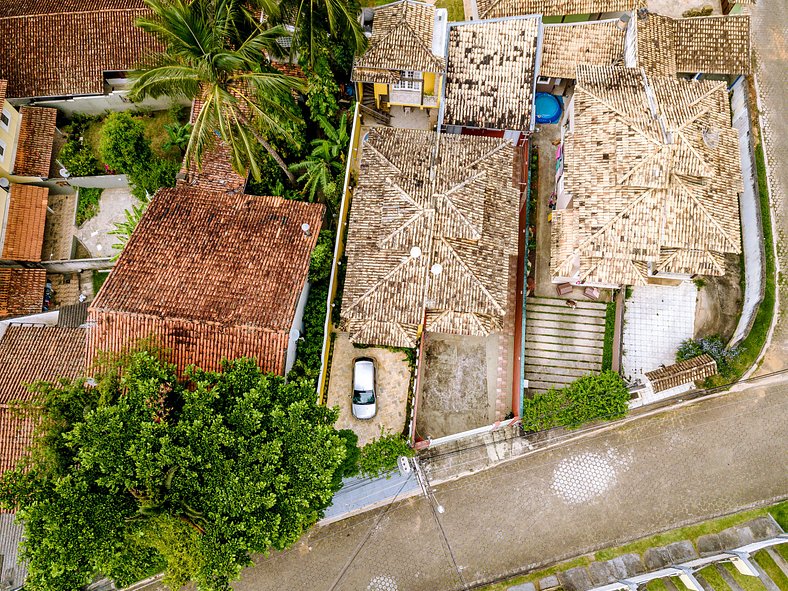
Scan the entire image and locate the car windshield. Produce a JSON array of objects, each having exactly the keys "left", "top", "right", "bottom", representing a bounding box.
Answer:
[{"left": 353, "top": 389, "right": 375, "bottom": 405}]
